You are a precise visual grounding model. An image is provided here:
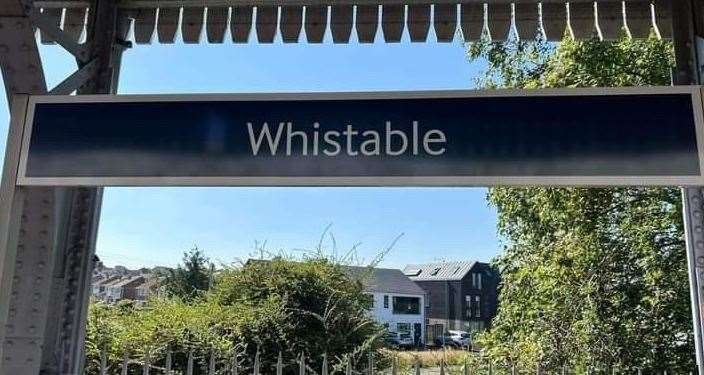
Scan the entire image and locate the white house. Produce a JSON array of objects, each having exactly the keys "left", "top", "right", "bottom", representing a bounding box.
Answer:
[{"left": 347, "top": 266, "right": 426, "bottom": 346}]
